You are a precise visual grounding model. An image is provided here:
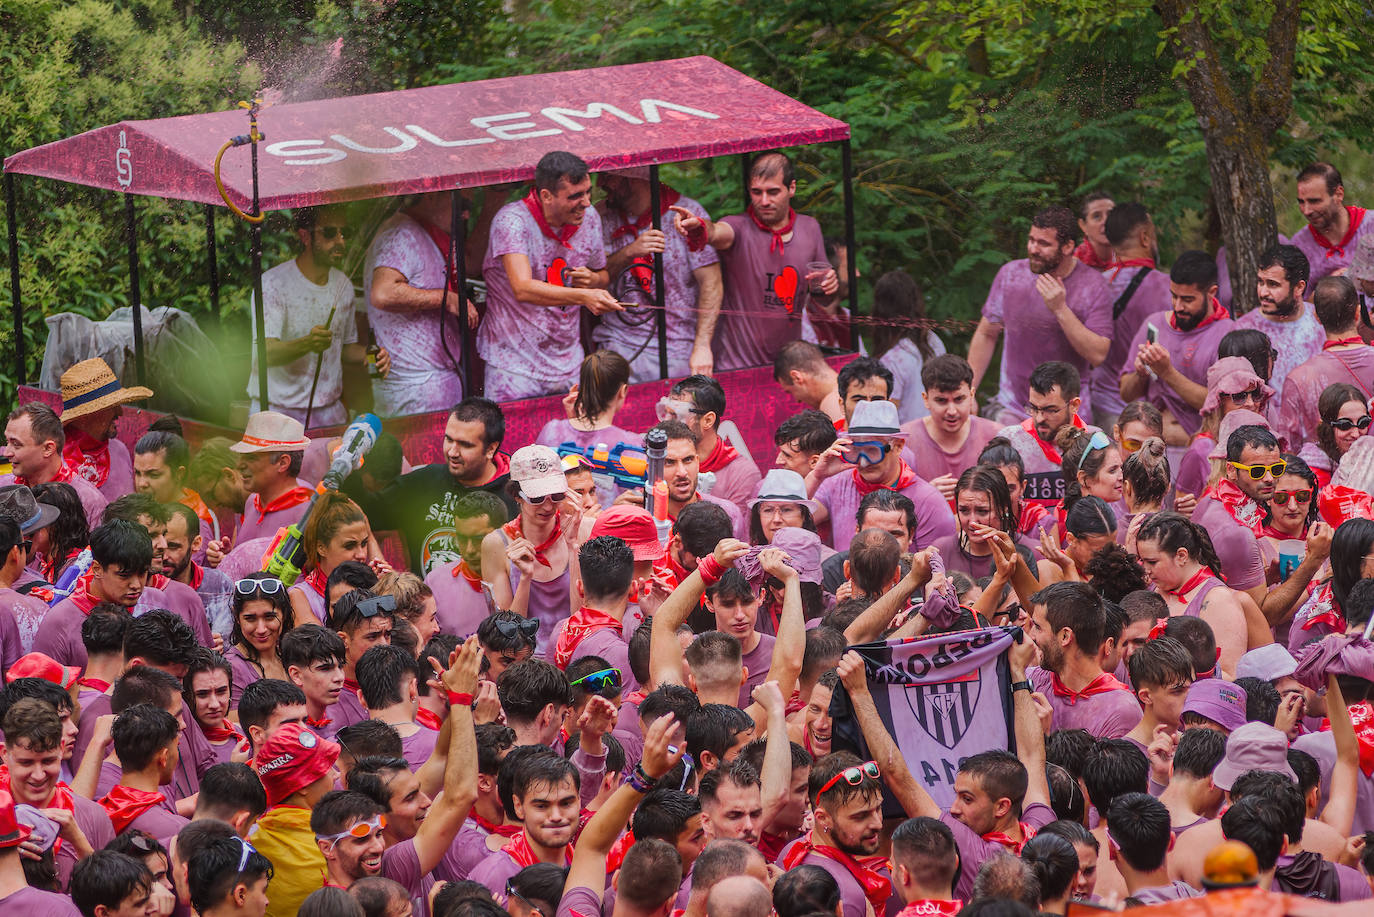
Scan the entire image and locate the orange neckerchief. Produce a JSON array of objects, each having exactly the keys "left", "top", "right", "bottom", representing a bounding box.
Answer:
[{"left": 248, "top": 487, "right": 313, "bottom": 525}]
